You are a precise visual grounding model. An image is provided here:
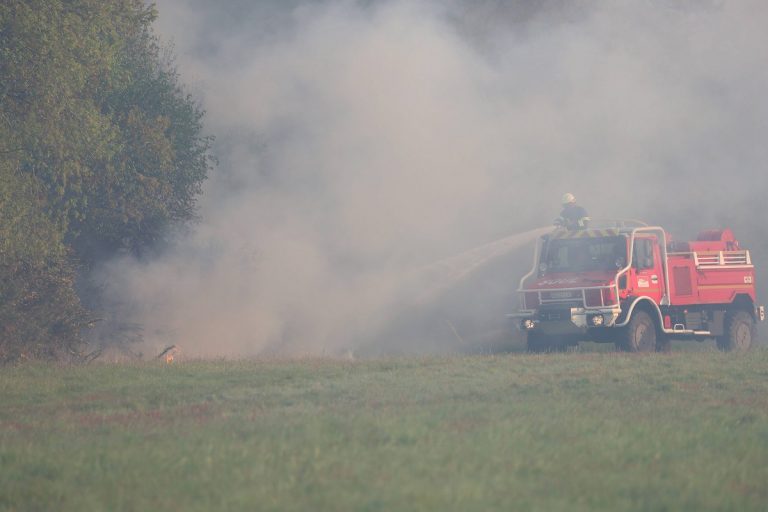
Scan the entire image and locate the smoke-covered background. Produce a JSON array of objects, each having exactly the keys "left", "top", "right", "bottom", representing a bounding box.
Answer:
[{"left": 97, "top": 0, "right": 768, "bottom": 357}]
